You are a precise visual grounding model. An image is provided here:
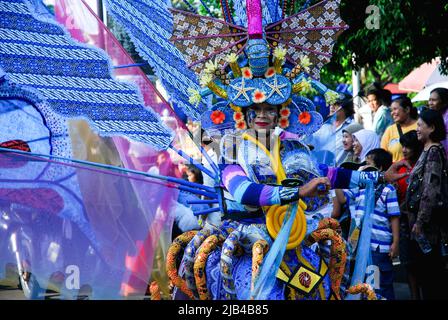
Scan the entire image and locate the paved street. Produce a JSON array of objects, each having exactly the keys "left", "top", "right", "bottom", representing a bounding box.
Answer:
[
  {"left": 0, "top": 281, "right": 26, "bottom": 300},
  {"left": 0, "top": 269, "right": 412, "bottom": 300}
]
